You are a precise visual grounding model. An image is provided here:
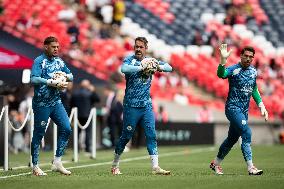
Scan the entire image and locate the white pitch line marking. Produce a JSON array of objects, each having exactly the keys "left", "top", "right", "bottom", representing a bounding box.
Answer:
[{"left": 0, "top": 147, "right": 215, "bottom": 179}]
